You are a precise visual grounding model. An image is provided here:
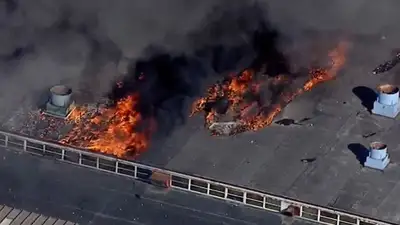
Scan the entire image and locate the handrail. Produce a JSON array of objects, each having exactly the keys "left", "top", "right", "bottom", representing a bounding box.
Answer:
[{"left": 0, "top": 130, "right": 395, "bottom": 225}]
